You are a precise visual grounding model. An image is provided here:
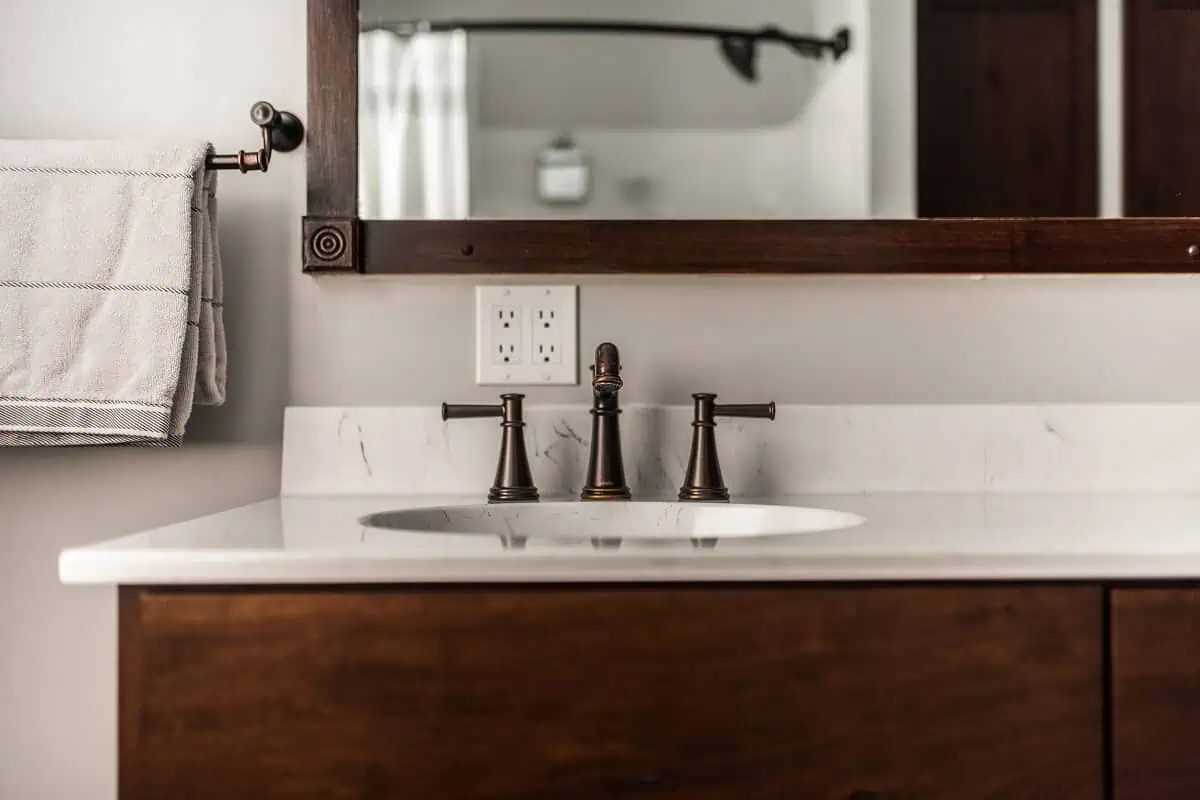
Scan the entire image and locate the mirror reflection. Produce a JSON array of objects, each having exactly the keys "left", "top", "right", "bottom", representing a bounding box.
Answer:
[{"left": 357, "top": 1, "right": 1199, "bottom": 220}]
